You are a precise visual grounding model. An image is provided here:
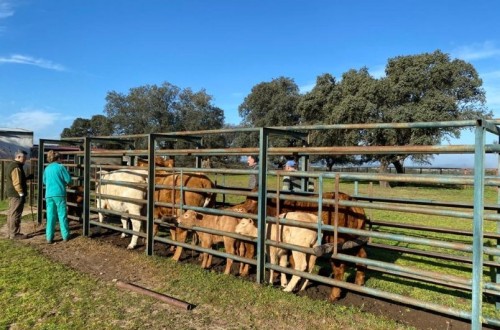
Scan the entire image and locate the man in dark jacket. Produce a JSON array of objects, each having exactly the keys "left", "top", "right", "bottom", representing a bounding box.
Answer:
[{"left": 5, "top": 150, "right": 32, "bottom": 239}]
